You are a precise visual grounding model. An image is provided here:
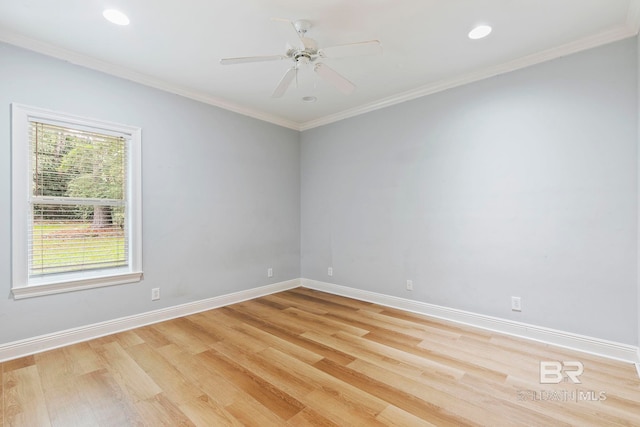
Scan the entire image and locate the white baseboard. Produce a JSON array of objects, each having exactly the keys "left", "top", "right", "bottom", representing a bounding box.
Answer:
[
  {"left": 3, "top": 276, "right": 639, "bottom": 380},
  {"left": 0, "top": 279, "right": 300, "bottom": 362},
  {"left": 302, "top": 279, "right": 640, "bottom": 367}
]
